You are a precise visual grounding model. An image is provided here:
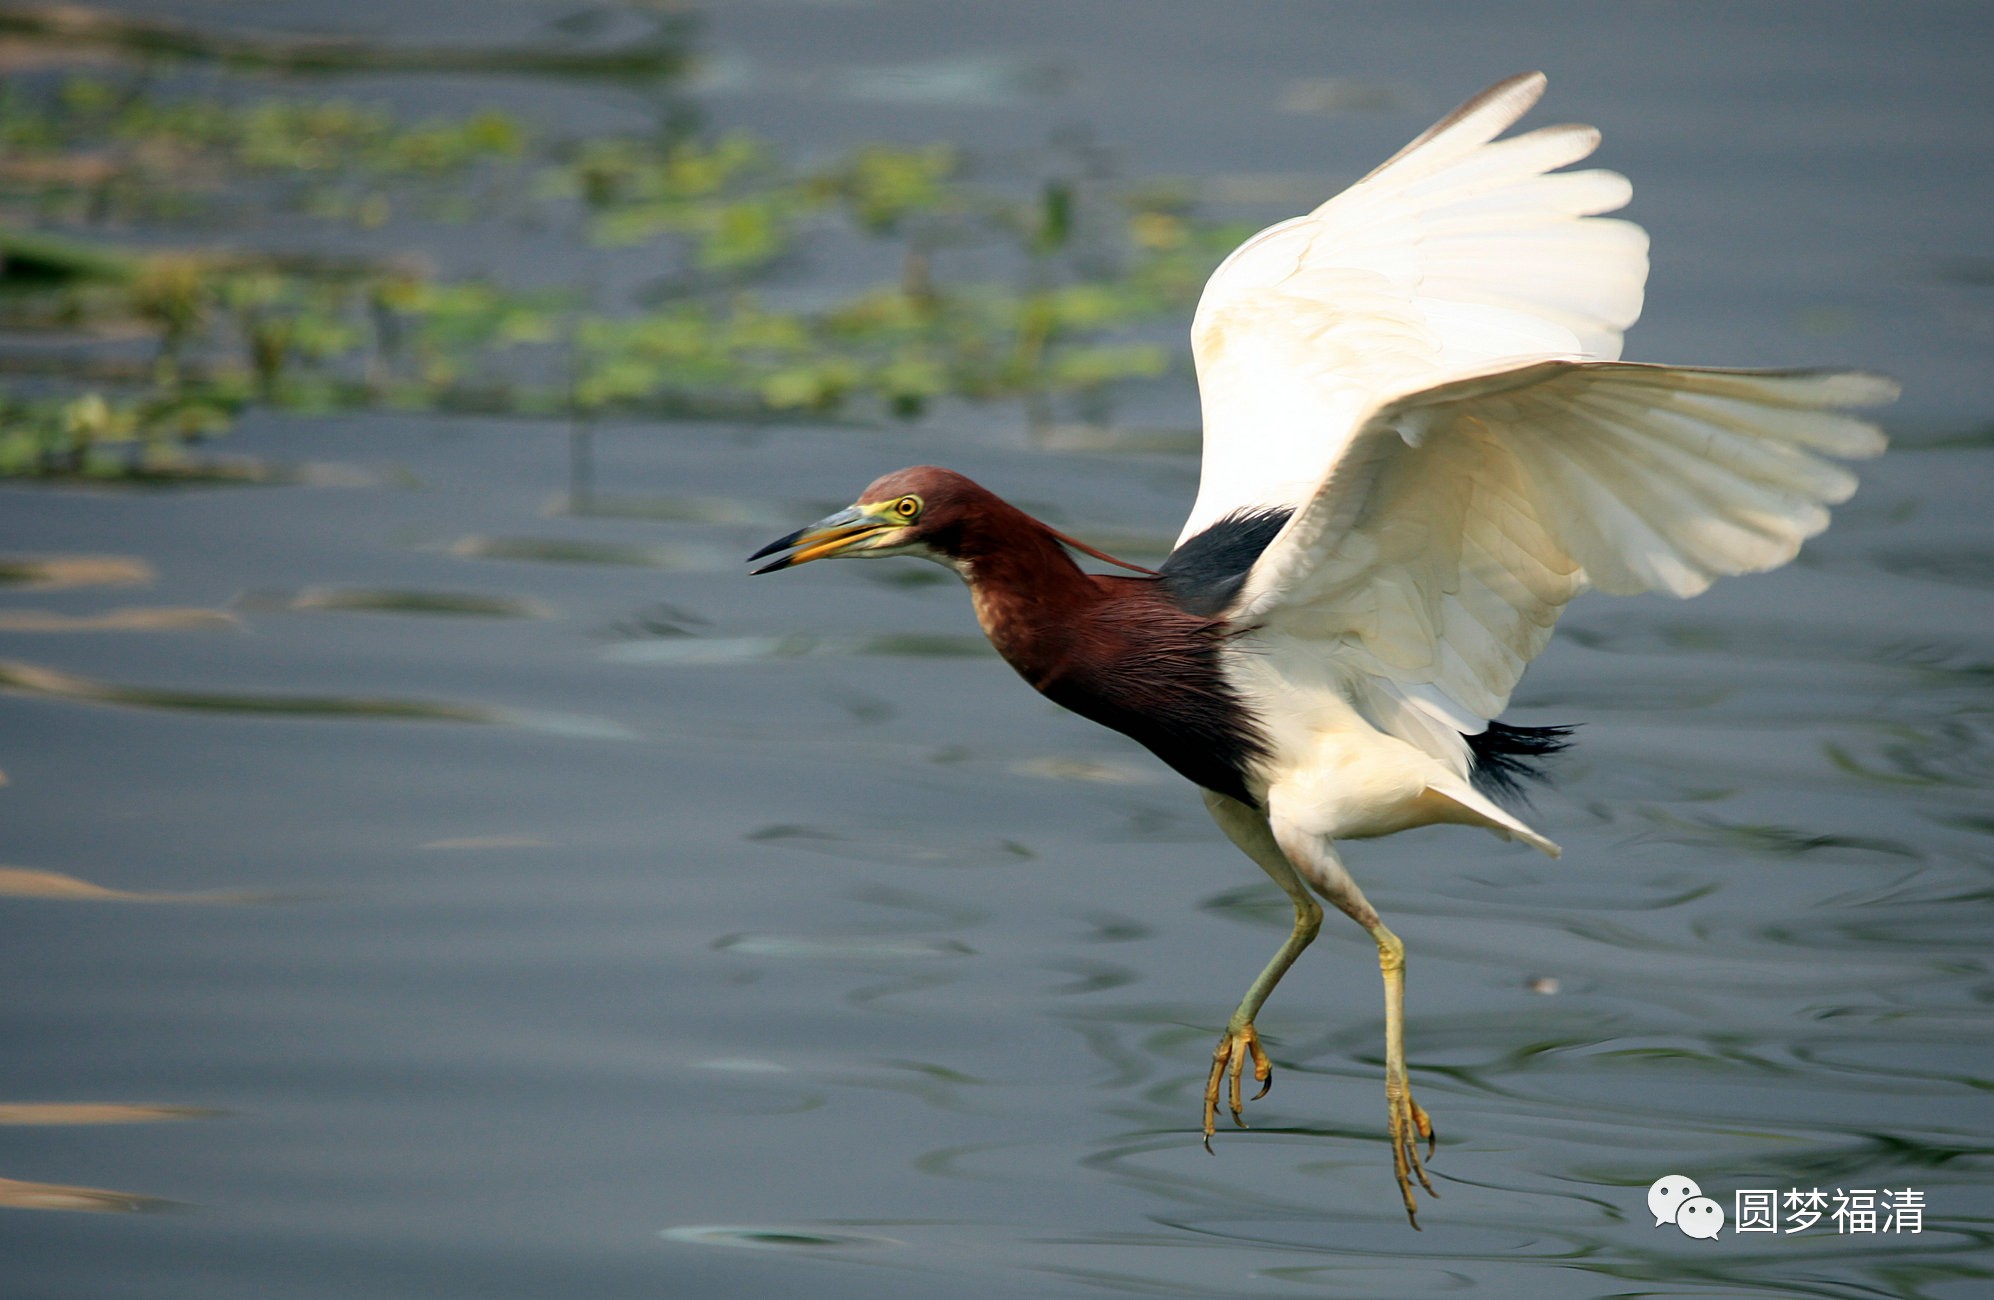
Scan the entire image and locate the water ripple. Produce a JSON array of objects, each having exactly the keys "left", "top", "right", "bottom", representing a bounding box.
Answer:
[
  {"left": 660, "top": 1223, "right": 903, "bottom": 1251},
  {"left": 0, "top": 554, "right": 150, "bottom": 590},
  {"left": 0, "top": 659, "right": 632, "bottom": 737},
  {"left": 603, "top": 632, "right": 991, "bottom": 665},
  {"left": 0, "top": 1175, "right": 174, "bottom": 1214}
]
